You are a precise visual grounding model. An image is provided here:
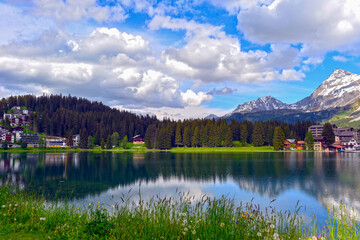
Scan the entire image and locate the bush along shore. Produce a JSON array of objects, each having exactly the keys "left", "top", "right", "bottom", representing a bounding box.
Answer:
[{"left": 0, "top": 187, "right": 359, "bottom": 240}]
